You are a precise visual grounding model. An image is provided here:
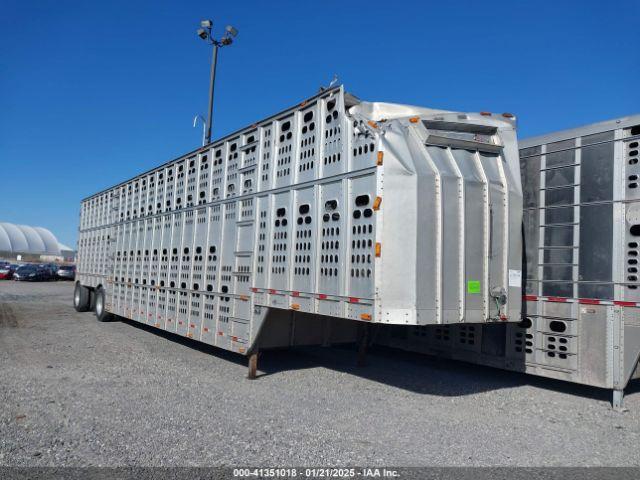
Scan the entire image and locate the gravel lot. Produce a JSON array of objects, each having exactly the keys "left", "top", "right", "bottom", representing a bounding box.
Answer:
[{"left": 1, "top": 281, "right": 639, "bottom": 467}]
